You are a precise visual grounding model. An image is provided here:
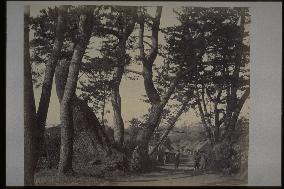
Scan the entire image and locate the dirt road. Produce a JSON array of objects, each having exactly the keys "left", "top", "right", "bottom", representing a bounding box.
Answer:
[
  {"left": 35, "top": 162, "right": 247, "bottom": 186},
  {"left": 104, "top": 163, "right": 246, "bottom": 186}
]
